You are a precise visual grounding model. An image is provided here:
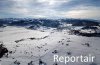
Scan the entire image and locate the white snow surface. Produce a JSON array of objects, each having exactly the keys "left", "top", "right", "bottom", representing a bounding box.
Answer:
[{"left": 0, "top": 26, "right": 100, "bottom": 65}]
